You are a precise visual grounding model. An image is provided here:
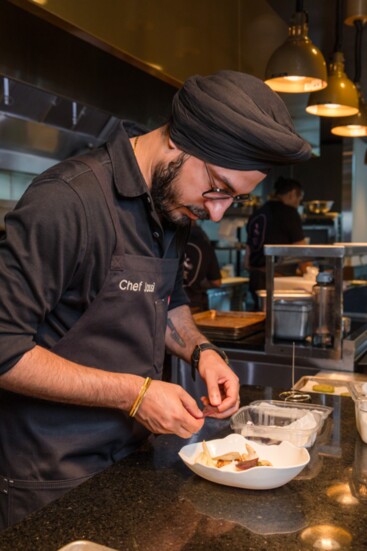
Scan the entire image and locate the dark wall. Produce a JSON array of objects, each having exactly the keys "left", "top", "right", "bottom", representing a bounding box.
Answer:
[{"left": 0, "top": 0, "right": 178, "bottom": 128}]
